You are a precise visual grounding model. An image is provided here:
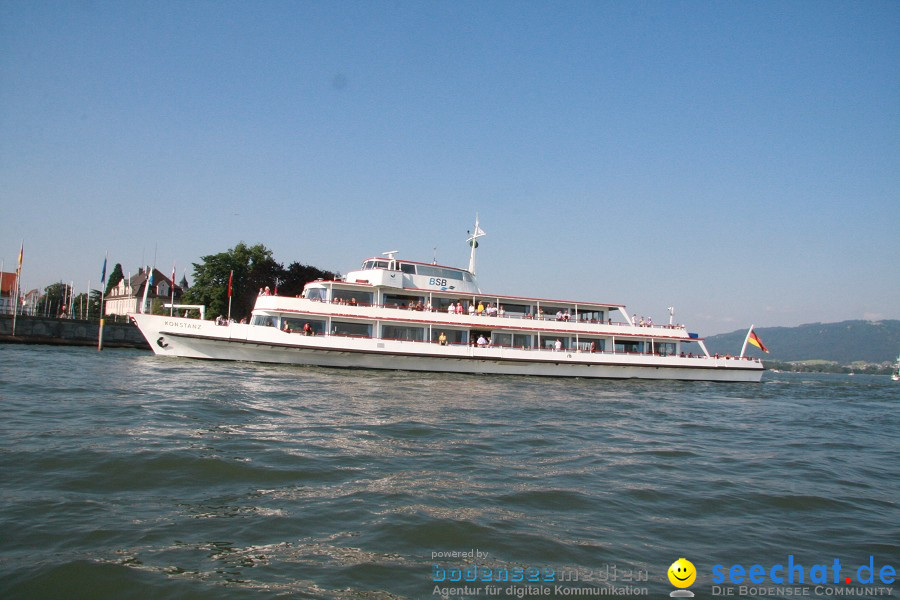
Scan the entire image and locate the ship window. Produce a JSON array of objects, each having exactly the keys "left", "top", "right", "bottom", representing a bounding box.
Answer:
[
  {"left": 416, "top": 265, "right": 440, "bottom": 278},
  {"left": 502, "top": 303, "right": 532, "bottom": 317},
  {"left": 615, "top": 341, "right": 642, "bottom": 354},
  {"left": 490, "top": 332, "right": 513, "bottom": 347},
  {"left": 541, "top": 306, "right": 570, "bottom": 320},
  {"left": 383, "top": 293, "right": 423, "bottom": 309},
  {"left": 363, "top": 260, "right": 375, "bottom": 270},
  {"left": 543, "top": 337, "right": 568, "bottom": 350},
  {"left": 252, "top": 315, "right": 276, "bottom": 327},
  {"left": 655, "top": 342, "right": 676, "bottom": 356},
  {"left": 416, "top": 265, "right": 464, "bottom": 281},
  {"left": 513, "top": 334, "right": 532, "bottom": 349},
  {"left": 374, "top": 261, "right": 389, "bottom": 270},
  {"left": 400, "top": 263, "right": 416, "bottom": 274},
  {"left": 574, "top": 338, "right": 605, "bottom": 352},
  {"left": 304, "top": 288, "right": 327, "bottom": 302},
  {"left": 332, "top": 290, "right": 373, "bottom": 306},
  {"left": 431, "top": 329, "right": 468, "bottom": 345},
  {"left": 382, "top": 325, "right": 424, "bottom": 342},
  {"left": 332, "top": 321, "right": 372, "bottom": 337},
  {"left": 576, "top": 310, "right": 605, "bottom": 323},
  {"left": 281, "top": 317, "right": 326, "bottom": 334}
]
